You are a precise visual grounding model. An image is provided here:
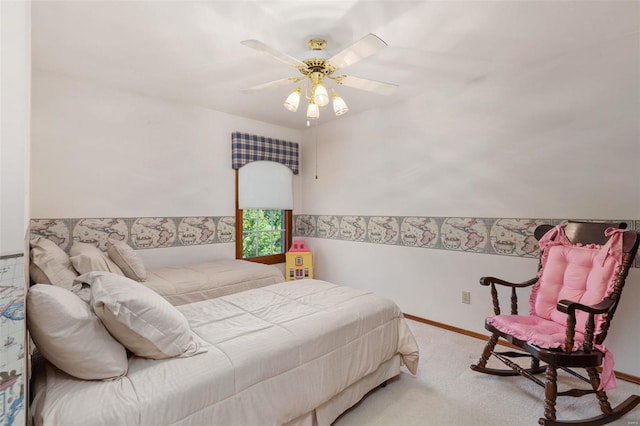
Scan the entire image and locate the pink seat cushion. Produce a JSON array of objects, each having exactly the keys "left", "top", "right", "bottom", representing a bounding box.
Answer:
[
  {"left": 529, "top": 243, "right": 618, "bottom": 335},
  {"left": 488, "top": 314, "right": 584, "bottom": 349}
]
